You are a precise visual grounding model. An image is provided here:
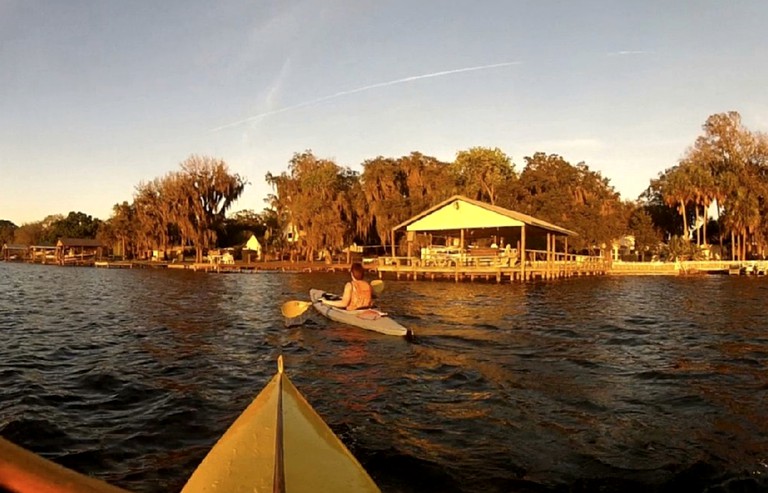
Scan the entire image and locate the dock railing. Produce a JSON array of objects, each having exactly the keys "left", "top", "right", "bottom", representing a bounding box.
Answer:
[{"left": 376, "top": 249, "right": 608, "bottom": 282}]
